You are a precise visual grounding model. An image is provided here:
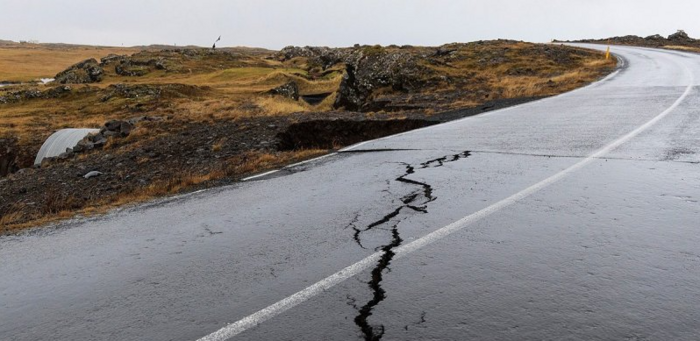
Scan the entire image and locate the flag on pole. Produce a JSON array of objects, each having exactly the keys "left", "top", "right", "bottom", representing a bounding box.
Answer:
[{"left": 216, "top": 36, "right": 221, "bottom": 43}]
